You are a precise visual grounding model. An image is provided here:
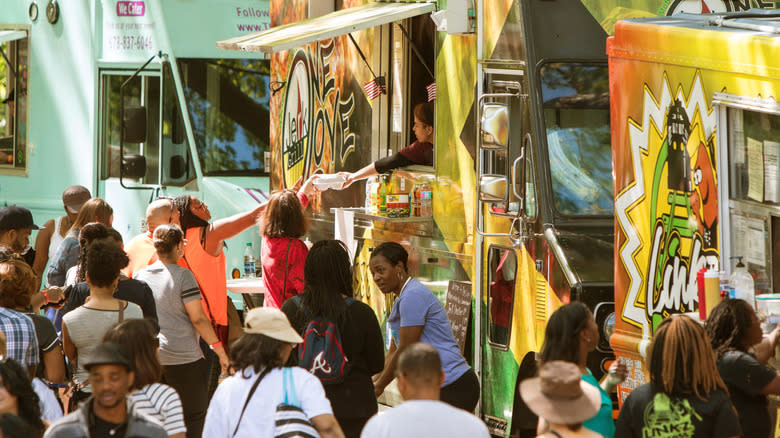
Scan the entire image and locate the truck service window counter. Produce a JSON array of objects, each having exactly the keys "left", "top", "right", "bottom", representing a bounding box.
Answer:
[
  {"left": 0, "top": 0, "right": 274, "bottom": 304},
  {"left": 609, "top": 10, "right": 780, "bottom": 405}
]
